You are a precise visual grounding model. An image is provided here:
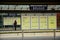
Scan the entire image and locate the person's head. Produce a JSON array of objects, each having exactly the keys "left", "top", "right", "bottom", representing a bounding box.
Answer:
[{"left": 14, "top": 20, "right": 17, "bottom": 22}]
